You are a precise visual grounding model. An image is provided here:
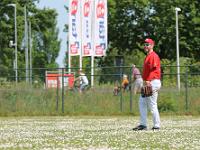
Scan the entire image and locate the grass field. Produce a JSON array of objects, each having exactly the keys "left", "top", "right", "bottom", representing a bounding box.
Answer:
[{"left": 0, "top": 116, "right": 200, "bottom": 149}]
